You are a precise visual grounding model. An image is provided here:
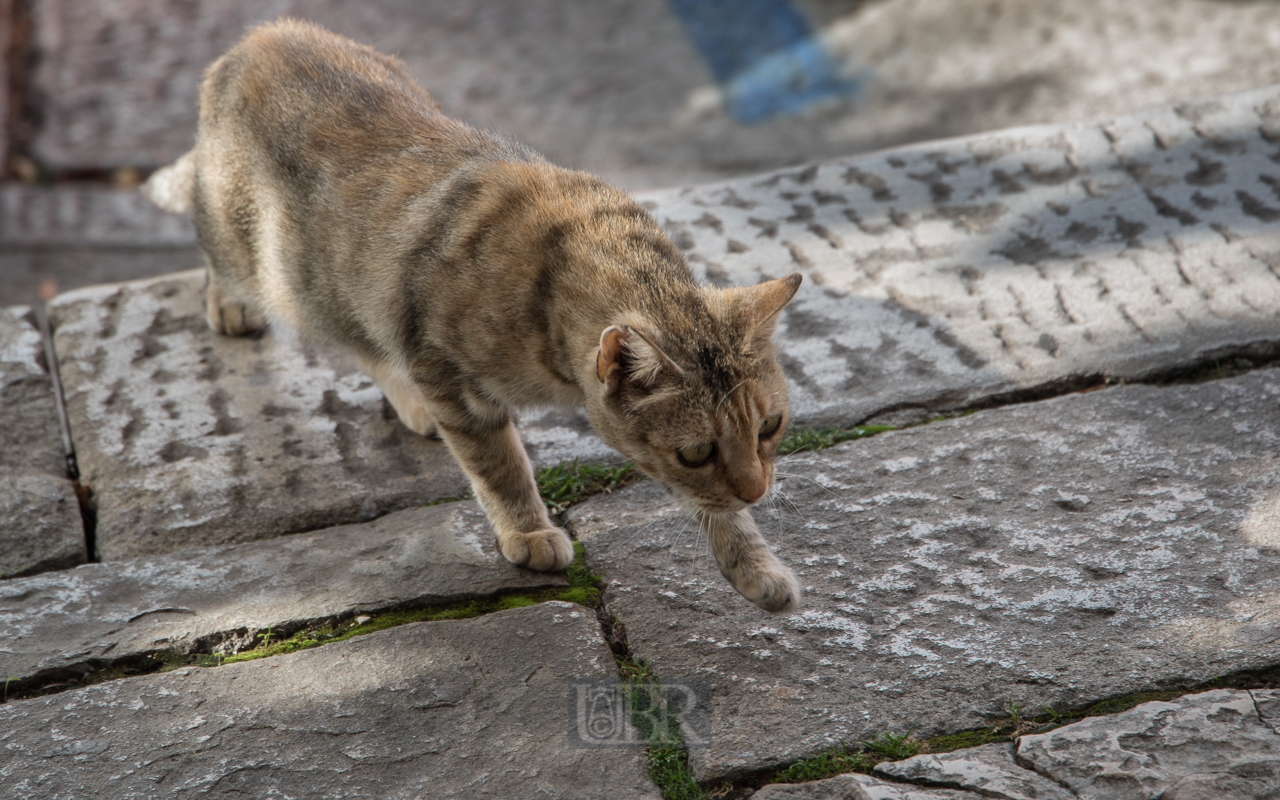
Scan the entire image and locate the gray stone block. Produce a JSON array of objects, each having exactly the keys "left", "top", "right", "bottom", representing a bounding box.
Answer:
[
  {"left": 0, "top": 500, "right": 565, "bottom": 686},
  {"left": 568, "top": 369, "right": 1280, "bottom": 782},
  {"left": 875, "top": 743, "right": 1073, "bottom": 800},
  {"left": 0, "top": 306, "right": 83, "bottom": 577},
  {"left": 0, "top": 184, "right": 196, "bottom": 247},
  {"left": 638, "top": 84, "right": 1280, "bottom": 427},
  {"left": 1017, "top": 689, "right": 1280, "bottom": 800},
  {"left": 0, "top": 602, "right": 662, "bottom": 799},
  {"left": 48, "top": 270, "right": 609, "bottom": 559},
  {"left": 47, "top": 270, "right": 467, "bottom": 558},
  {"left": 755, "top": 773, "right": 987, "bottom": 800}
]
